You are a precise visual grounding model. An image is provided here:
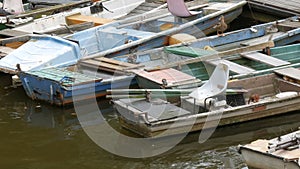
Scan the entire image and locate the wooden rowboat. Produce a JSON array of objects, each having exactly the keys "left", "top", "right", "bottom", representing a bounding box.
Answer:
[{"left": 113, "top": 64, "right": 300, "bottom": 137}]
